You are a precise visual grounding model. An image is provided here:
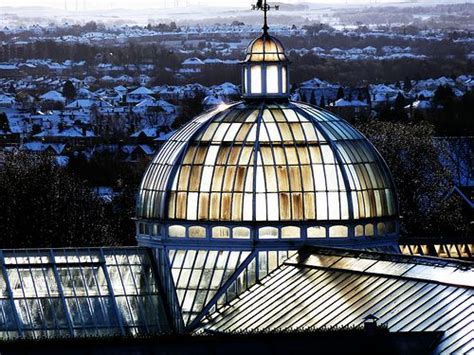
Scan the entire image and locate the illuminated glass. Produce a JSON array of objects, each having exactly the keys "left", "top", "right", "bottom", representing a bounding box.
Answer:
[
  {"left": 0, "top": 248, "right": 169, "bottom": 339},
  {"left": 138, "top": 101, "right": 398, "bottom": 241}
]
